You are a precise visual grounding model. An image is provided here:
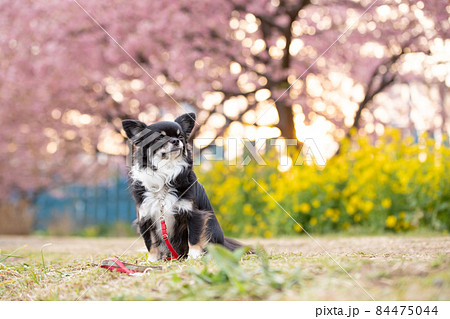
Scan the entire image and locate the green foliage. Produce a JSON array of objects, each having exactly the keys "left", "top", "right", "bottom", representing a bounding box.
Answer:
[
  {"left": 198, "top": 130, "right": 450, "bottom": 237},
  {"left": 75, "top": 222, "right": 136, "bottom": 237},
  {"left": 0, "top": 245, "right": 27, "bottom": 263},
  {"left": 40, "top": 243, "right": 52, "bottom": 270},
  {"left": 186, "top": 244, "right": 301, "bottom": 299},
  {"left": 35, "top": 222, "right": 137, "bottom": 237},
  {"left": 35, "top": 221, "right": 136, "bottom": 238}
]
